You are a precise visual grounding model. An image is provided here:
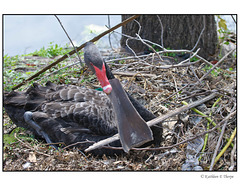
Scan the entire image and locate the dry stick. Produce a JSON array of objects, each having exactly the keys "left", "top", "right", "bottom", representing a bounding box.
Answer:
[
  {"left": 209, "top": 105, "right": 236, "bottom": 170},
  {"left": 54, "top": 15, "right": 83, "bottom": 66},
  {"left": 12, "top": 15, "right": 140, "bottom": 90},
  {"left": 156, "top": 15, "right": 164, "bottom": 48},
  {"left": 14, "top": 133, "right": 51, "bottom": 157},
  {"left": 229, "top": 139, "right": 236, "bottom": 171},
  {"left": 214, "top": 128, "right": 236, "bottom": 167},
  {"left": 85, "top": 92, "right": 217, "bottom": 152},
  {"left": 231, "top": 15, "right": 236, "bottom": 24},
  {"left": 112, "top": 71, "right": 156, "bottom": 78},
  {"left": 107, "top": 15, "right": 114, "bottom": 51},
  {"left": 190, "top": 15, "right": 205, "bottom": 52},
  {"left": 61, "top": 140, "right": 95, "bottom": 150},
  {"left": 136, "top": 33, "right": 163, "bottom": 61}
]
